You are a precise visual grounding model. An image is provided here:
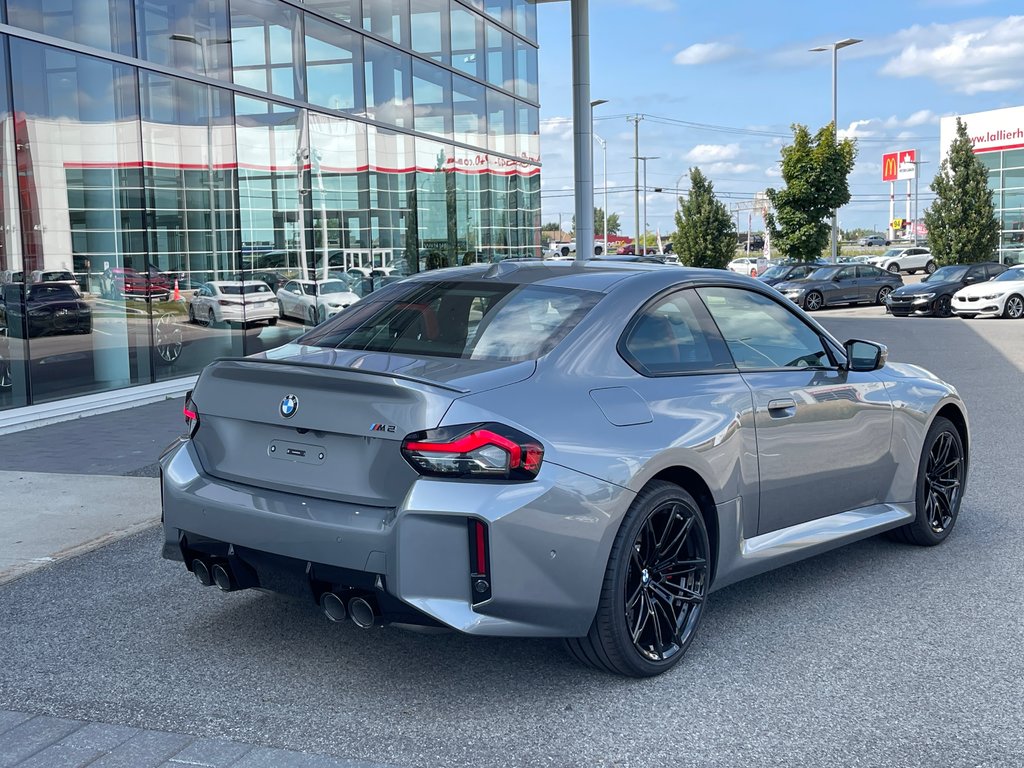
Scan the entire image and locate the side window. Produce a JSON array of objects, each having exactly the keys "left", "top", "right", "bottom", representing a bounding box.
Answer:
[
  {"left": 836, "top": 267, "right": 856, "bottom": 280},
  {"left": 621, "top": 289, "right": 732, "bottom": 375},
  {"left": 697, "top": 286, "right": 833, "bottom": 370},
  {"left": 966, "top": 265, "right": 986, "bottom": 282}
]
